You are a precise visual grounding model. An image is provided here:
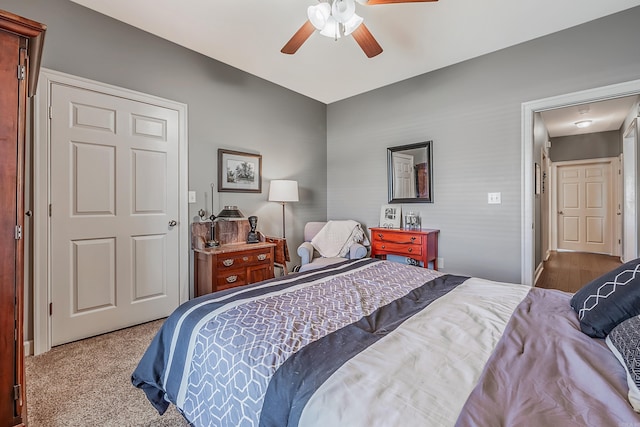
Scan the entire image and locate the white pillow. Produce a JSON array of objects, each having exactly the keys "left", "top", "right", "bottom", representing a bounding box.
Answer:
[{"left": 606, "top": 314, "right": 640, "bottom": 412}]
